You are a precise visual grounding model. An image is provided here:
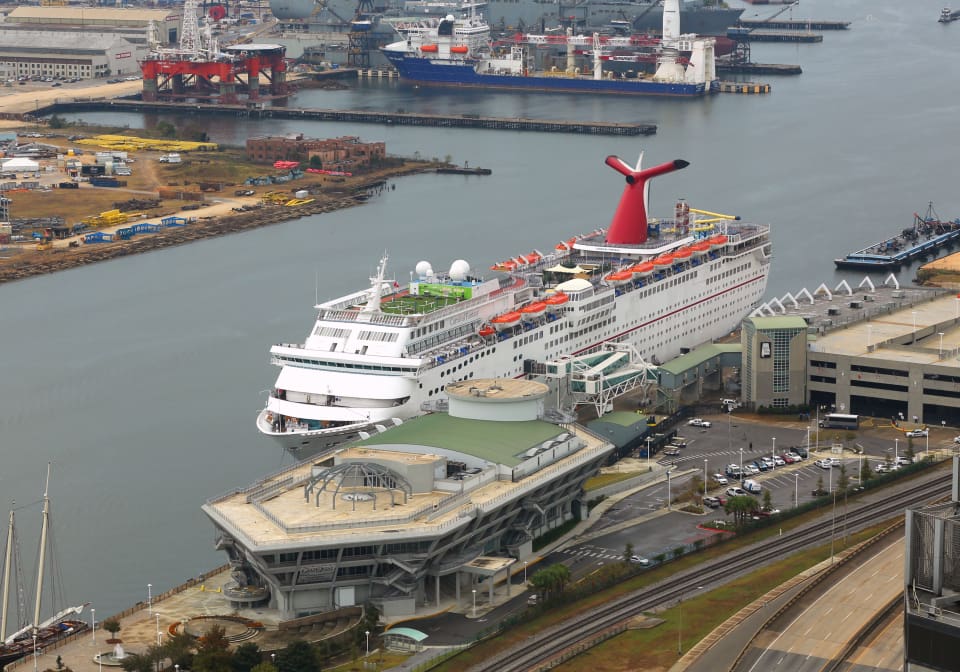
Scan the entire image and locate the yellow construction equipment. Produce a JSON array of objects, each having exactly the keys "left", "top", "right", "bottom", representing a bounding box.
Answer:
[{"left": 688, "top": 207, "right": 738, "bottom": 220}]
